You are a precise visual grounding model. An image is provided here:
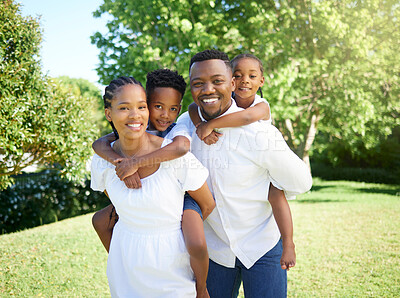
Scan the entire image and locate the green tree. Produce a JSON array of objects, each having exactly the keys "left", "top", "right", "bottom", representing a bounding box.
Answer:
[
  {"left": 92, "top": 0, "right": 400, "bottom": 167},
  {"left": 0, "top": 0, "right": 98, "bottom": 189}
]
